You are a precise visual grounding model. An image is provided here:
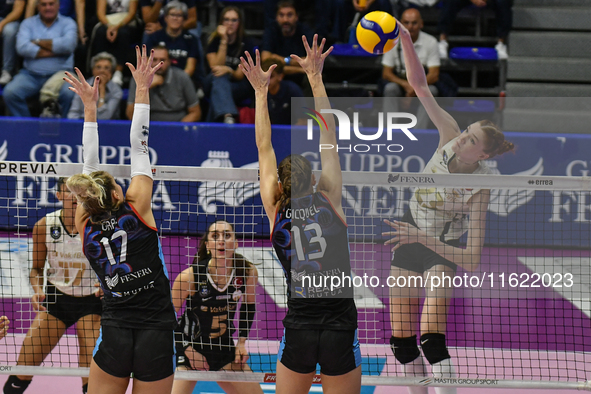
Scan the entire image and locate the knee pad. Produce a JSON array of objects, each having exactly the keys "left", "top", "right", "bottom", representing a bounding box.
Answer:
[
  {"left": 390, "top": 335, "right": 421, "bottom": 365},
  {"left": 3, "top": 375, "right": 32, "bottom": 394},
  {"left": 420, "top": 333, "right": 451, "bottom": 365}
]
